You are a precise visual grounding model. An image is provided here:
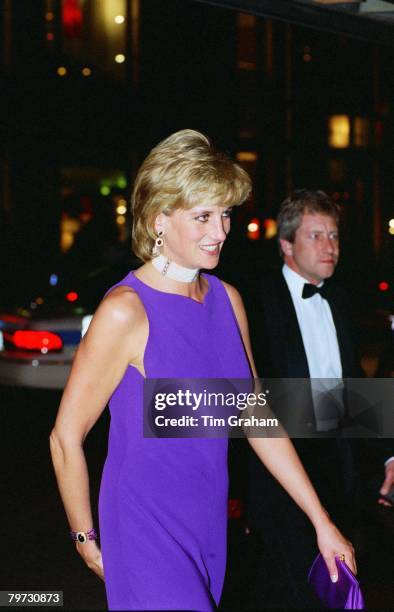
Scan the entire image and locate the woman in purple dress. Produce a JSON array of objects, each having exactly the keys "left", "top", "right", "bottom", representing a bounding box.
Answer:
[{"left": 50, "top": 129, "right": 356, "bottom": 611}]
